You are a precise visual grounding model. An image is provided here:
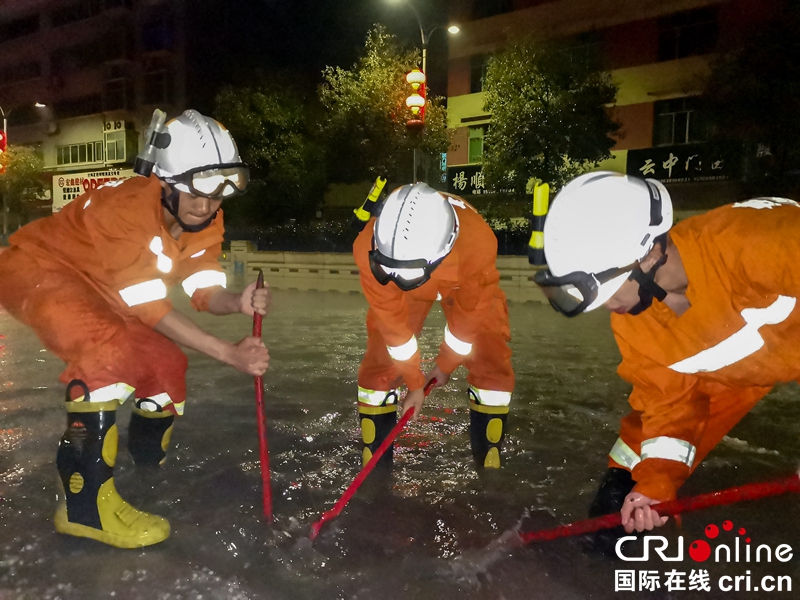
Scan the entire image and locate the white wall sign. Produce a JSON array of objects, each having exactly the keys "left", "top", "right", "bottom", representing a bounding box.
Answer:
[{"left": 52, "top": 168, "right": 136, "bottom": 212}]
